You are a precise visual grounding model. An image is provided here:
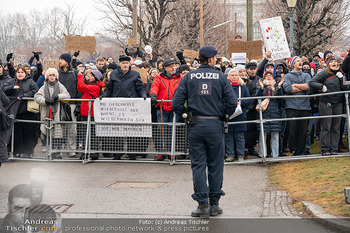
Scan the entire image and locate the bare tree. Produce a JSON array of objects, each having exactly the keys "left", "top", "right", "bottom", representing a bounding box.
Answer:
[{"left": 260, "top": 0, "right": 350, "bottom": 56}]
